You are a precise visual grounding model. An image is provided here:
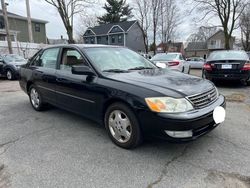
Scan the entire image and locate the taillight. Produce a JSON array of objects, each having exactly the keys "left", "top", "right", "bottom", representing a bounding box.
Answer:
[
  {"left": 168, "top": 61, "right": 180, "bottom": 66},
  {"left": 241, "top": 62, "right": 250, "bottom": 70},
  {"left": 203, "top": 63, "right": 212, "bottom": 71}
]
